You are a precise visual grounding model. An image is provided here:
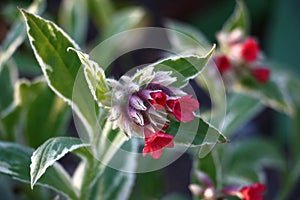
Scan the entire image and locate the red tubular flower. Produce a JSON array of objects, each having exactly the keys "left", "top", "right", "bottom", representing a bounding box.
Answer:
[
  {"left": 252, "top": 67, "right": 270, "bottom": 83},
  {"left": 241, "top": 37, "right": 260, "bottom": 62},
  {"left": 214, "top": 55, "right": 231, "bottom": 73},
  {"left": 149, "top": 91, "right": 167, "bottom": 110},
  {"left": 142, "top": 131, "right": 174, "bottom": 159},
  {"left": 240, "top": 183, "right": 266, "bottom": 200},
  {"left": 167, "top": 95, "right": 199, "bottom": 123}
]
